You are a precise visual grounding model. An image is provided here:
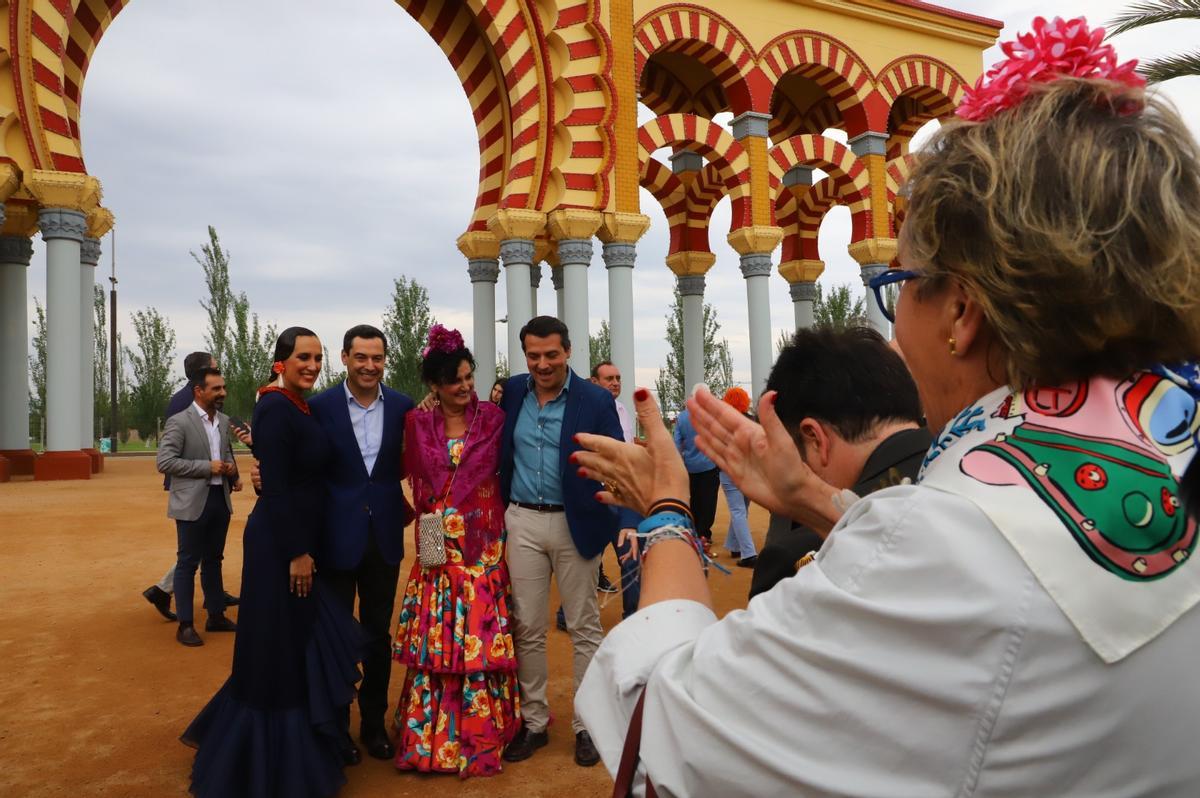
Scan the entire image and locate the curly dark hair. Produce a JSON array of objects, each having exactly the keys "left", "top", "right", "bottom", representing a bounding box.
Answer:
[{"left": 421, "top": 346, "right": 475, "bottom": 387}]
